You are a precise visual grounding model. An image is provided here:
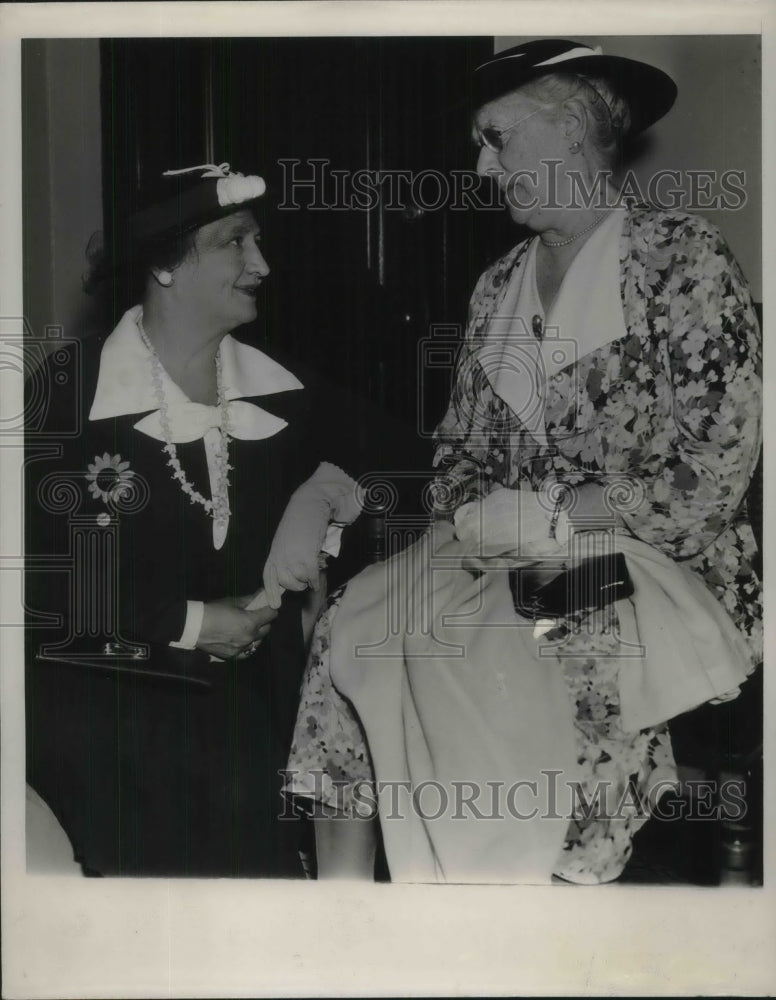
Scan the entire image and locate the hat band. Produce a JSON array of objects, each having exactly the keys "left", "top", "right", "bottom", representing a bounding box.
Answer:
[
  {"left": 477, "top": 44, "right": 603, "bottom": 74},
  {"left": 536, "top": 45, "right": 603, "bottom": 67},
  {"left": 130, "top": 165, "right": 266, "bottom": 242},
  {"left": 164, "top": 162, "right": 232, "bottom": 179}
]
